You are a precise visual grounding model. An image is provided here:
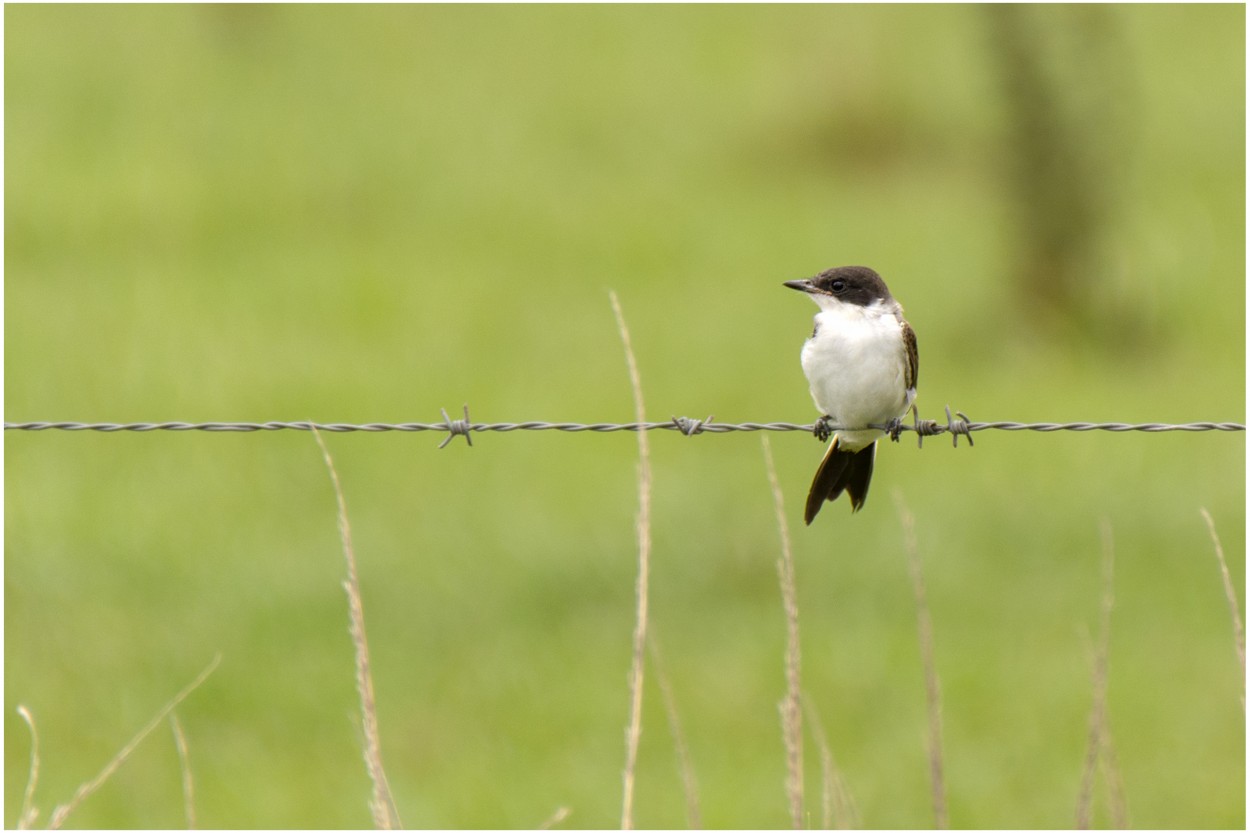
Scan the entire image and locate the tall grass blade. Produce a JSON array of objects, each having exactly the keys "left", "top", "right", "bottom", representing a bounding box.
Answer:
[
  {"left": 16, "top": 705, "right": 41, "bottom": 829},
  {"left": 893, "top": 490, "right": 948, "bottom": 829},
  {"left": 1076, "top": 519, "right": 1127, "bottom": 828},
  {"left": 312, "top": 427, "right": 402, "bottom": 829},
  {"left": 170, "top": 714, "right": 196, "bottom": 829},
  {"left": 1200, "top": 508, "right": 1245, "bottom": 710},
  {"left": 610, "top": 291, "right": 653, "bottom": 831},
  {"left": 762, "top": 435, "right": 804, "bottom": 828},
  {"left": 803, "top": 697, "right": 859, "bottom": 829},
  {"left": 649, "top": 634, "right": 702, "bottom": 828},
  {"left": 47, "top": 653, "right": 221, "bottom": 829}
]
